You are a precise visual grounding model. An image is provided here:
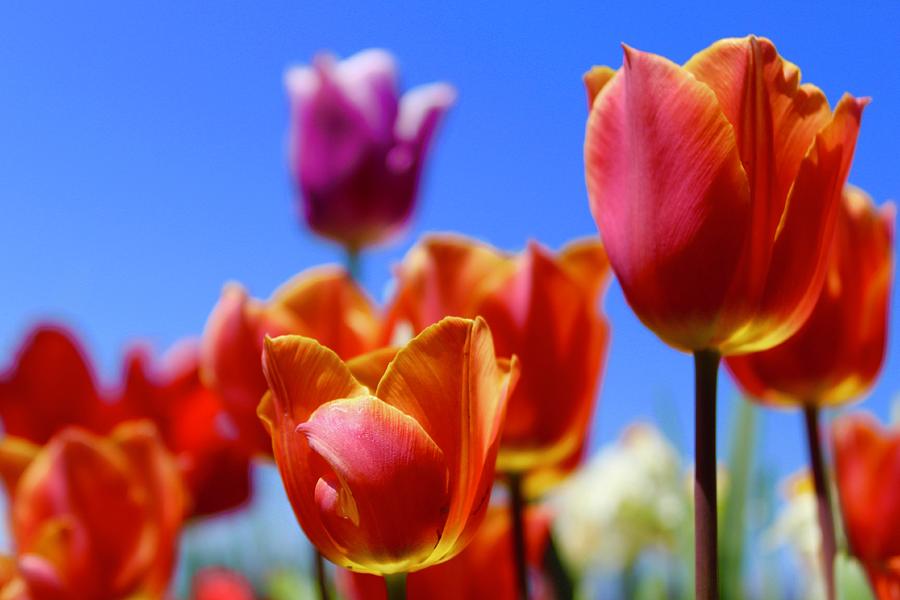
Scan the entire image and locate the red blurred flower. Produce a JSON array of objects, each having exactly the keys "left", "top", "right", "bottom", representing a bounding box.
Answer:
[
  {"left": 833, "top": 414, "right": 900, "bottom": 599},
  {"left": 0, "top": 325, "right": 252, "bottom": 518},
  {"left": 584, "top": 35, "right": 866, "bottom": 355},
  {"left": 384, "top": 235, "right": 610, "bottom": 495},
  {"left": 338, "top": 505, "right": 552, "bottom": 600},
  {"left": 200, "top": 267, "right": 382, "bottom": 454},
  {"left": 259, "top": 317, "right": 518, "bottom": 574},
  {"left": 286, "top": 49, "right": 455, "bottom": 249},
  {"left": 727, "top": 187, "right": 894, "bottom": 406},
  {"left": 0, "top": 422, "right": 184, "bottom": 600},
  {"left": 191, "top": 568, "right": 256, "bottom": 600}
]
